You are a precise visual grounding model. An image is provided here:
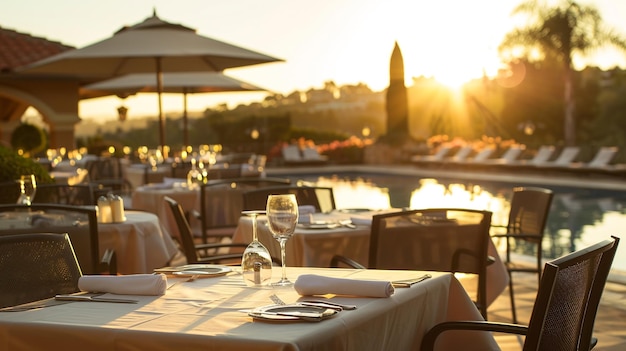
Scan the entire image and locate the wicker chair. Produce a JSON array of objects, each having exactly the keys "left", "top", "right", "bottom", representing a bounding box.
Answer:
[
  {"left": 0, "top": 233, "right": 82, "bottom": 308},
  {"left": 332, "top": 208, "right": 493, "bottom": 319},
  {"left": 193, "top": 177, "right": 292, "bottom": 244},
  {"left": 164, "top": 196, "right": 248, "bottom": 264},
  {"left": 421, "top": 235, "right": 619, "bottom": 351},
  {"left": 242, "top": 185, "right": 336, "bottom": 213},
  {"left": 0, "top": 204, "right": 116, "bottom": 274},
  {"left": 491, "top": 186, "right": 554, "bottom": 323}
]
